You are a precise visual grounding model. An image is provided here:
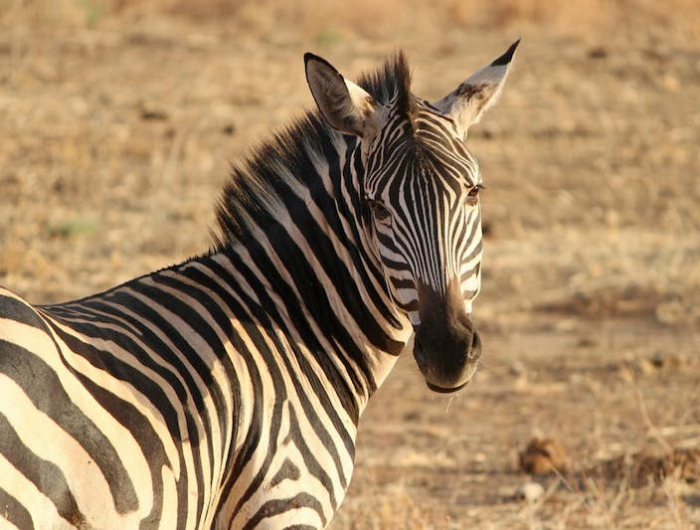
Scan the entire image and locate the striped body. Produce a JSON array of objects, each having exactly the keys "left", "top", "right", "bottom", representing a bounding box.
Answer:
[
  {"left": 0, "top": 43, "right": 517, "bottom": 529},
  {"left": 0, "top": 249, "right": 393, "bottom": 528}
]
